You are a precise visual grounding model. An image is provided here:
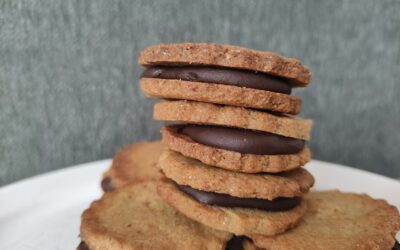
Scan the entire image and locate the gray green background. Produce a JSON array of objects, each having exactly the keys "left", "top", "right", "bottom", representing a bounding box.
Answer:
[{"left": 1, "top": 0, "right": 400, "bottom": 186}]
